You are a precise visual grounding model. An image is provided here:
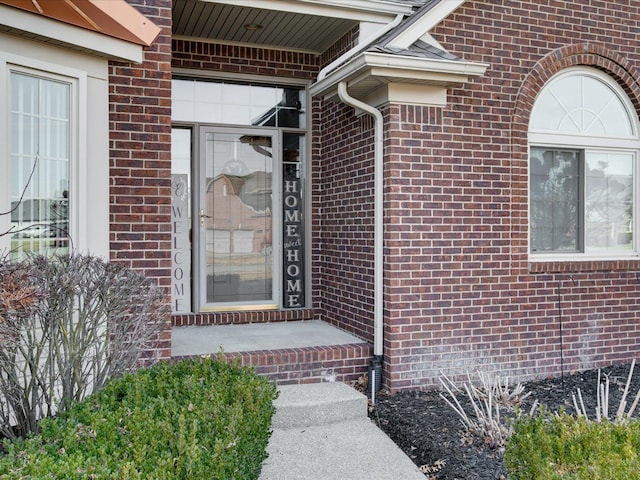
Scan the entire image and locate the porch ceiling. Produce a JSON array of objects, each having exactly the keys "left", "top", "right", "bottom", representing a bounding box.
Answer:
[{"left": 172, "top": 0, "right": 415, "bottom": 54}]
